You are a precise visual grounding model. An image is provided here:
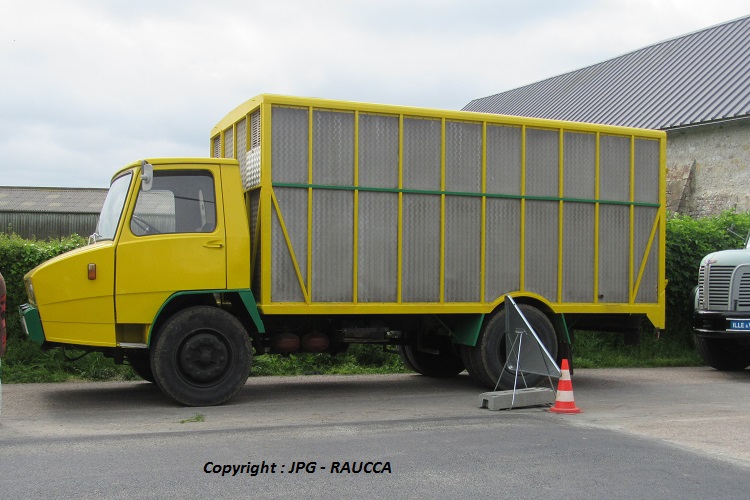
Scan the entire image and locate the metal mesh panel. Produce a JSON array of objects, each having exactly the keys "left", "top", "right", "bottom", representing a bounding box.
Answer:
[
  {"left": 238, "top": 118, "right": 253, "bottom": 188},
  {"left": 272, "top": 106, "right": 309, "bottom": 183},
  {"left": 484, "top": 198, "right": 521, "bottom": 301},
  {"left": 562, "top": 202, "right": 595, "bottom": 302},
  {"left": 486, "top": 125, "right": 521, "bottom": 195},
  {"left": 358, "top": 192, "right": 398, "bottom": 302},
  {"left": 525, "top": 129, "right": 559, "bottom": 197},
  {"left": 313, "top": 110, "right": 354, "bottom": 186},
  {"left": 248, "top": 190, "right": 261, "bottom": 258},
  {"left": 250, "top": 110, "right": 261, "bottom": 149},
  {"left": 634, "top": 139, "right": 660, "bottom": 204},
  {"left": 253, "top": 247, "right": 262, "bottom": 300},
  {"left": 633, "top": 207, "right": 658, "bottom": 303},
  {"left": 563, "top": 132, "right": 596, "bottom": 199},
  {"left": 403, "top": 118, "right": 441, "bottom": 190},
  {"left": 237, "top": 118, "right": 247, "bottom": 157},
  {"left": 600, "top": 135, "right": 630, "bottom": 202},
  {"left": 243, "top": 148, "right": 261, "bottom": 190},
  {"left": 212, "top": 136, "right": 221, "bottom": 158},
  {"left": 402, "top": 194, "right": 440, "bottom": 302},
  {"left": 248, "top": 189, "right": 261, "bottom": 297},
  {"left": 358, "top": 114, "right": 399, "bottom": 189},
  {"left": 224, "top": 128, "right": 234, "bottom": 159},
  {"left": 271, "top": 189, "right": 307, "bottom": 303},
  {"left": 445, "top": 121, "right": 482, "bottom": 192},
  {"left": 524, "top": 201, "right": 559, "bottom": 300},
  {"left": 445, "top": 196, "right": 481, "bottom": 302},
  {"left": 312, "top": 190, "right": 353, "bottom": 302},
  {"left": 598, "top": 205, "right": 630, "bottom": 302}
]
